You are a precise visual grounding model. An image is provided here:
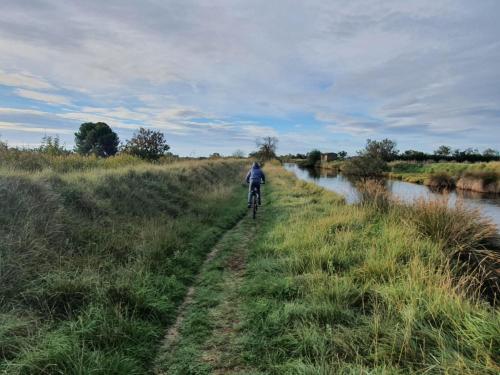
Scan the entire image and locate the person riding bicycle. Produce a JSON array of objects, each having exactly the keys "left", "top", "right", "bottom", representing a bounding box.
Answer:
[{"left": 246, "top": 162, "right": 265, "bottom": 208}]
